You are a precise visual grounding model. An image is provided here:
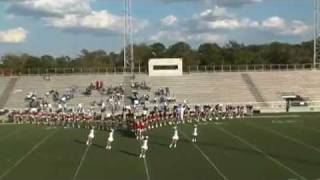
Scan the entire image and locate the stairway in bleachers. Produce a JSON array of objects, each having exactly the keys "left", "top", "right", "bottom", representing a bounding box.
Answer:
[
  {"left": 241, "top": 73, "right": 267, "bottom": 106},
  {"left": 0, "top": 77, "right": 18, "bottom": 109},
  {"left": 123, "top": 75, "right": 133, "bottom": 106}
]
